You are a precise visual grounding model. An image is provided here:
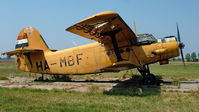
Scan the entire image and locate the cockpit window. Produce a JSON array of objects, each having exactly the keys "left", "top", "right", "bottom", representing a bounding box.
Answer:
[
  {"left": 157, "top": 36, "right": 177, "bottom": 43},
  {"left": 136, "top": 33, "right": 157, "bottom": 45}
]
